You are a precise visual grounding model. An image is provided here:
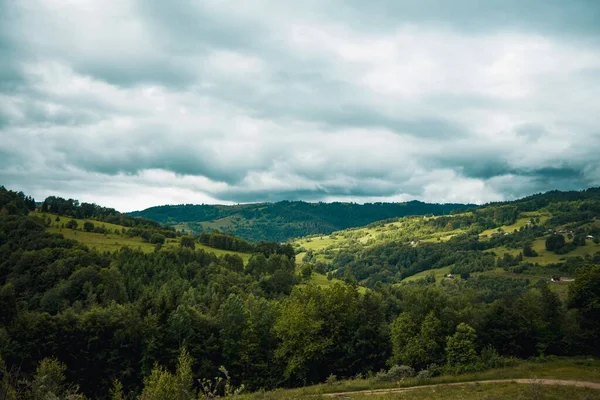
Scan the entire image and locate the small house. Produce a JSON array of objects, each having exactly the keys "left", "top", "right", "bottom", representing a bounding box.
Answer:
[
  {"left": 587, "top": 235, "right": 594, "bottom": 240},
  {"left": 446, "top": 274, "right": 455, "bottom": 279}
]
